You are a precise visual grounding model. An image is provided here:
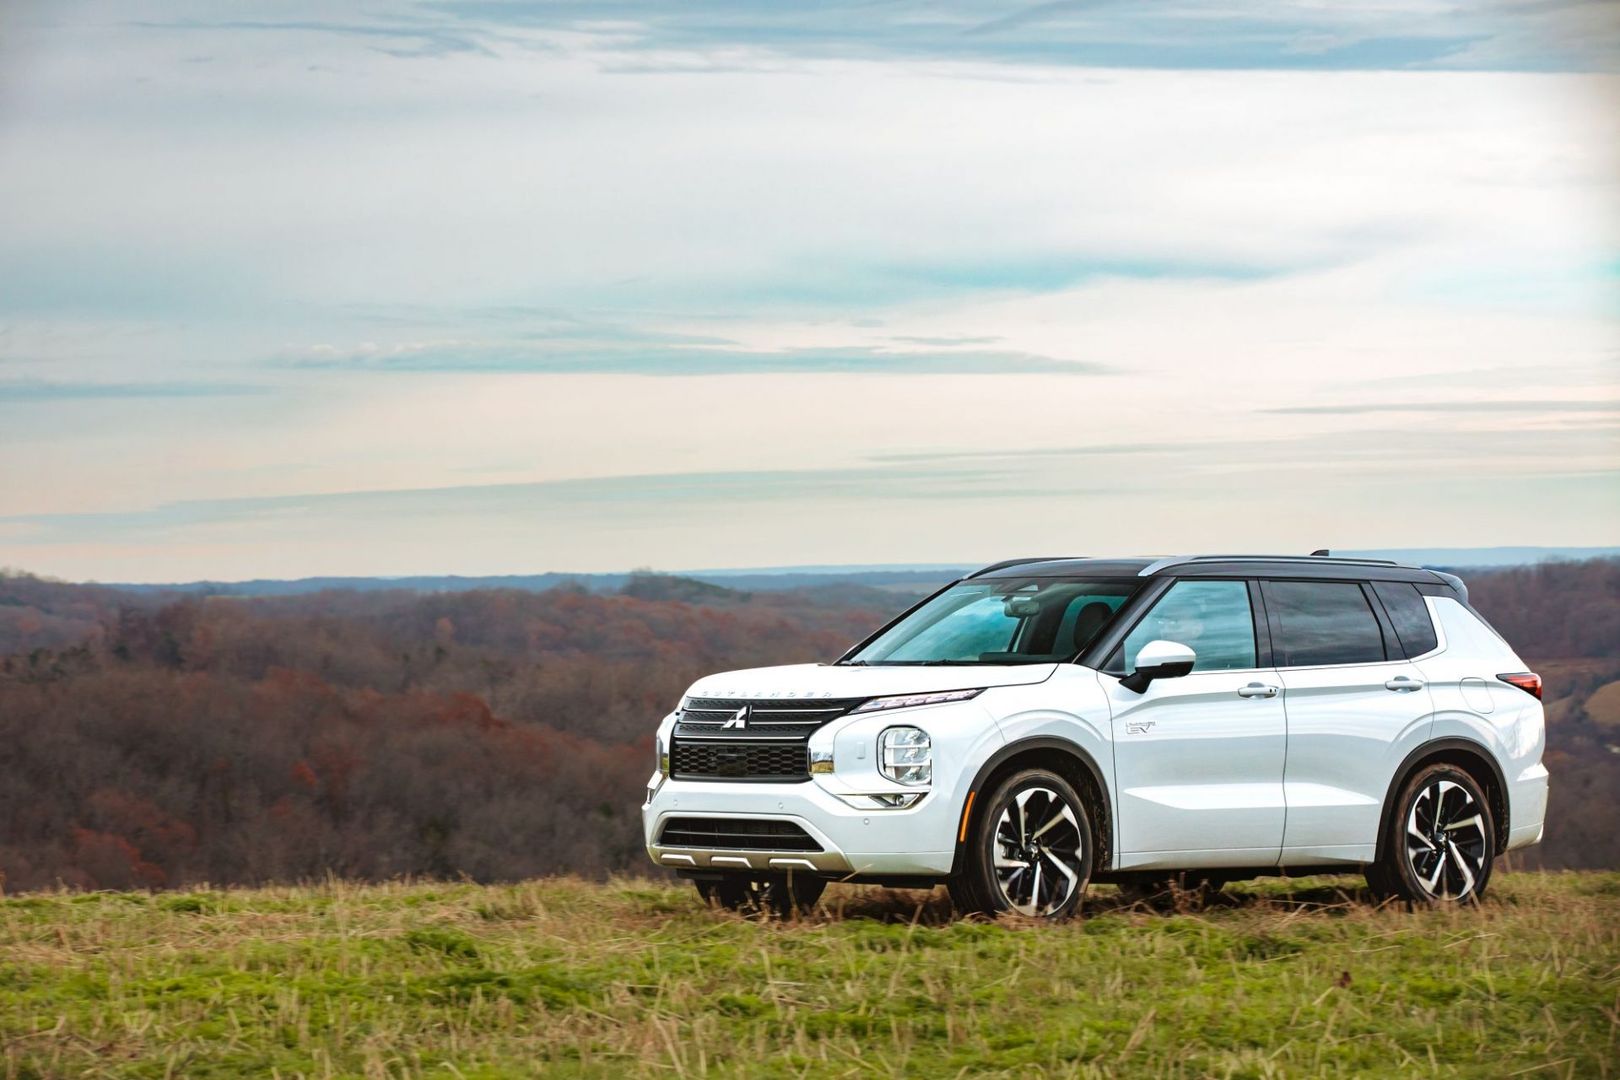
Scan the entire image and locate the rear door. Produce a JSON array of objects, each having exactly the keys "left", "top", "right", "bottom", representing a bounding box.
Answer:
[
  {"left": 1101, "top": 578, "right": 1287, "bottom": 869},
  {"left": 1261, "top": 579, "right": 1436, "bottom": 864}
]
